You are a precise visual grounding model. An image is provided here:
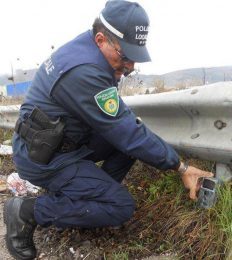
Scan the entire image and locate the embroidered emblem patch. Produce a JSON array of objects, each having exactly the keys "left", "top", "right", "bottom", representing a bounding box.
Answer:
[{"left": 94, "top": 87, "right": 119, "bottom": 117}]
